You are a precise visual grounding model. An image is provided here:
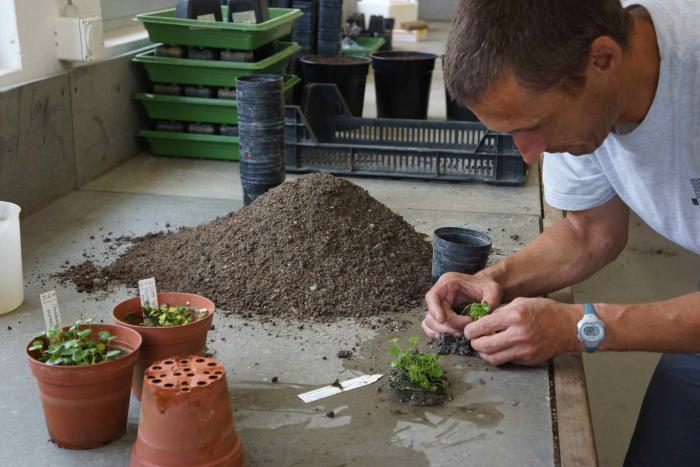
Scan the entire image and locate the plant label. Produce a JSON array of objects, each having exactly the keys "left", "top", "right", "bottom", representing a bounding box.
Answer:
[
  {"left": 40, "top": 290, "right": 63, "bottom": 332},
  {"left": 139, "top": 278, "right": 159, "bottom": 308},
  {"left": 298, "top": 374, "right": 384, "bottom": 403},
  {"left": 232, "top": 10, "right": 257, "bottom": 24}
]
